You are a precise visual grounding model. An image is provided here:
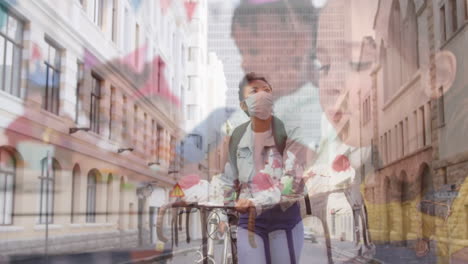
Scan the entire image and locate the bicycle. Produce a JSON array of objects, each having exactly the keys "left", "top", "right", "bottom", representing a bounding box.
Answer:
[
  {"left": 156, "top": 192, "right": 316, "bottom": 264},
  {"left": 156, "top": 202, "right": 257, "bottom": 264}
]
